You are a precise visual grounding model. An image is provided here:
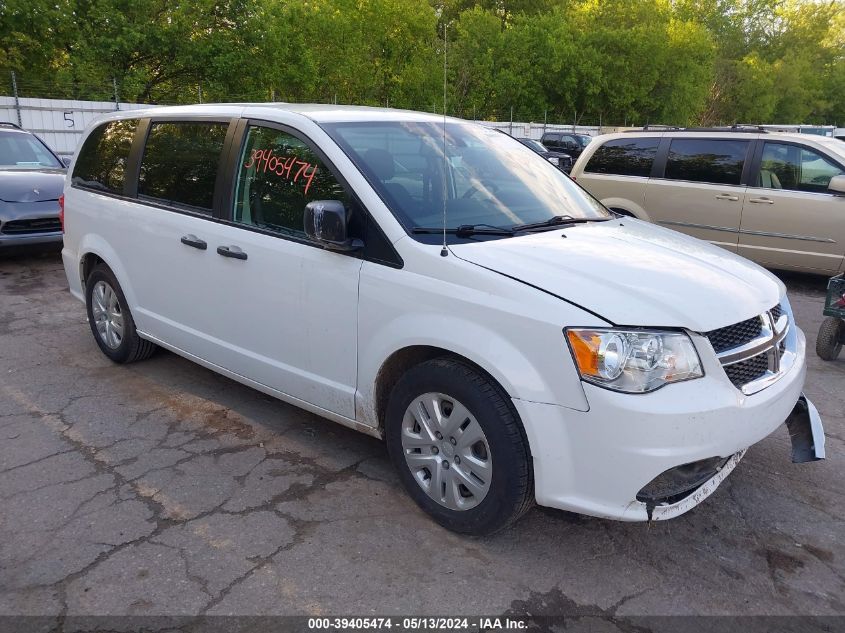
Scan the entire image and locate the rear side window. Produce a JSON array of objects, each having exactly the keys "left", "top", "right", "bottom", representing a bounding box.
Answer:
[
  {"left": 665, "top": 139, "right": 749, "bottom": 185},
  {"left": 72, "top": 120, "right": 137, "bottom": 194},
  {"left": 585, "top": 138, "right": 659, "bottom": 177},
  {"left": 138, "top": 121, "right": 229, "bottom": 213}
]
